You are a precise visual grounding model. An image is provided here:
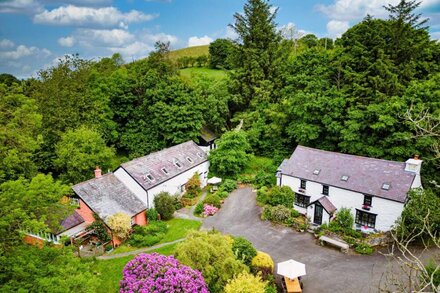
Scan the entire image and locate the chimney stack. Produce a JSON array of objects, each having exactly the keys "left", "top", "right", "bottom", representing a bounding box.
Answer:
[{"left": 94, "top": 166, "right": 102, "bottom": 178}]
